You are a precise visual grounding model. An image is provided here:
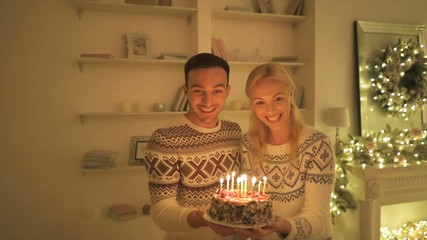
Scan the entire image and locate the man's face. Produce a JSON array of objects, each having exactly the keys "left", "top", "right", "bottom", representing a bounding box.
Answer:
[{"left": 184, "top": 67, "right": 230, "bottom": 128}]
